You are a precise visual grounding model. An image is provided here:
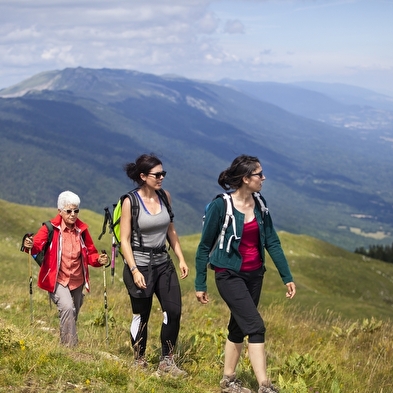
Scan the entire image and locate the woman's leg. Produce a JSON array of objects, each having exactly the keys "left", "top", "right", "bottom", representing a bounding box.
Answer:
[
  {"left": 154, "top": 260, "right": 187, "bottom": 377},
  {"left": 155, "top": 261, "right": 182, "bottom": 356},
  {"left": 216, "top": 269, "right": 265, "bottom": 383},
  {"left": 248, "top": 343, "right": 268, "bottom": 385},
  {"left": 223, "top": 339, "right": 243, "bottom": 376},
  {"left": 130, "top": 296, "right": 153, "bottom": 359},
  {"left": 215, "top": 269, "right": 265, "bottom": 345},
  {"left": 246, "top": 268, "right": 270, "bottom": 386},
  {"left": 71, "top": 285, "right": 84, "bottom": 321},
  {"left": 50, "top": 283, "right": 81, "bottom": 347},
  {"left": 123, "top": 263, "right": 153, "bottom": 359}
]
